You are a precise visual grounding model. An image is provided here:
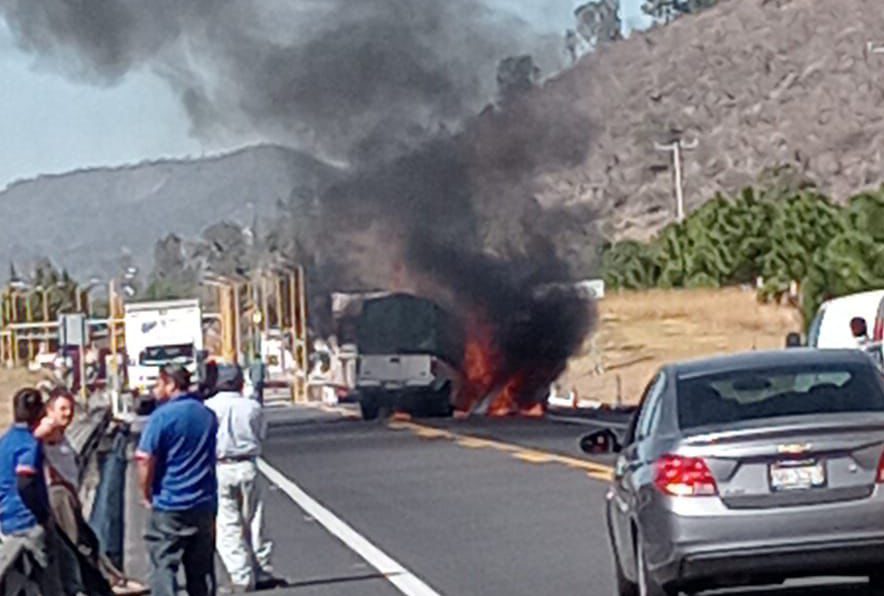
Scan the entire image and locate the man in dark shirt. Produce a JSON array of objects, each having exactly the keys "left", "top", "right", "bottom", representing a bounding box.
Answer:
[
  {"left": 0, "top": 387, "right": 65, "bottom": 594},
  {"left": 136, "top": 364, "right": 218, "bottom": 596}
]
